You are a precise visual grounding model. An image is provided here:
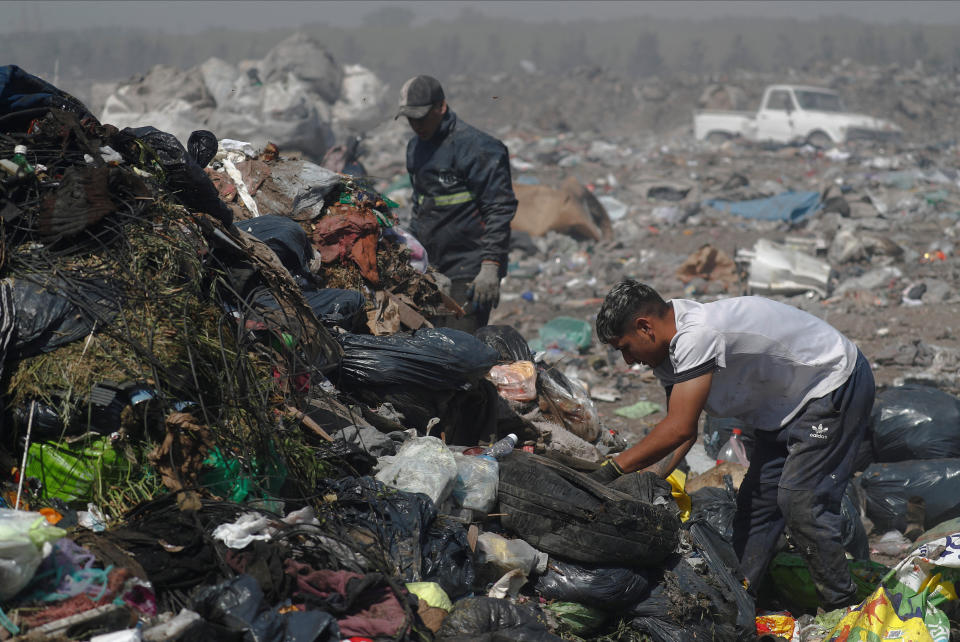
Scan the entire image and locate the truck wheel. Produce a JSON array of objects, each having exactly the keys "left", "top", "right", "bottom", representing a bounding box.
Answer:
[
  {"left": 807, "top": 131, "right": 833, "bottom": 149},
  {"left": 706, "top": 131, "right": 732, "bottom": 145}
]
